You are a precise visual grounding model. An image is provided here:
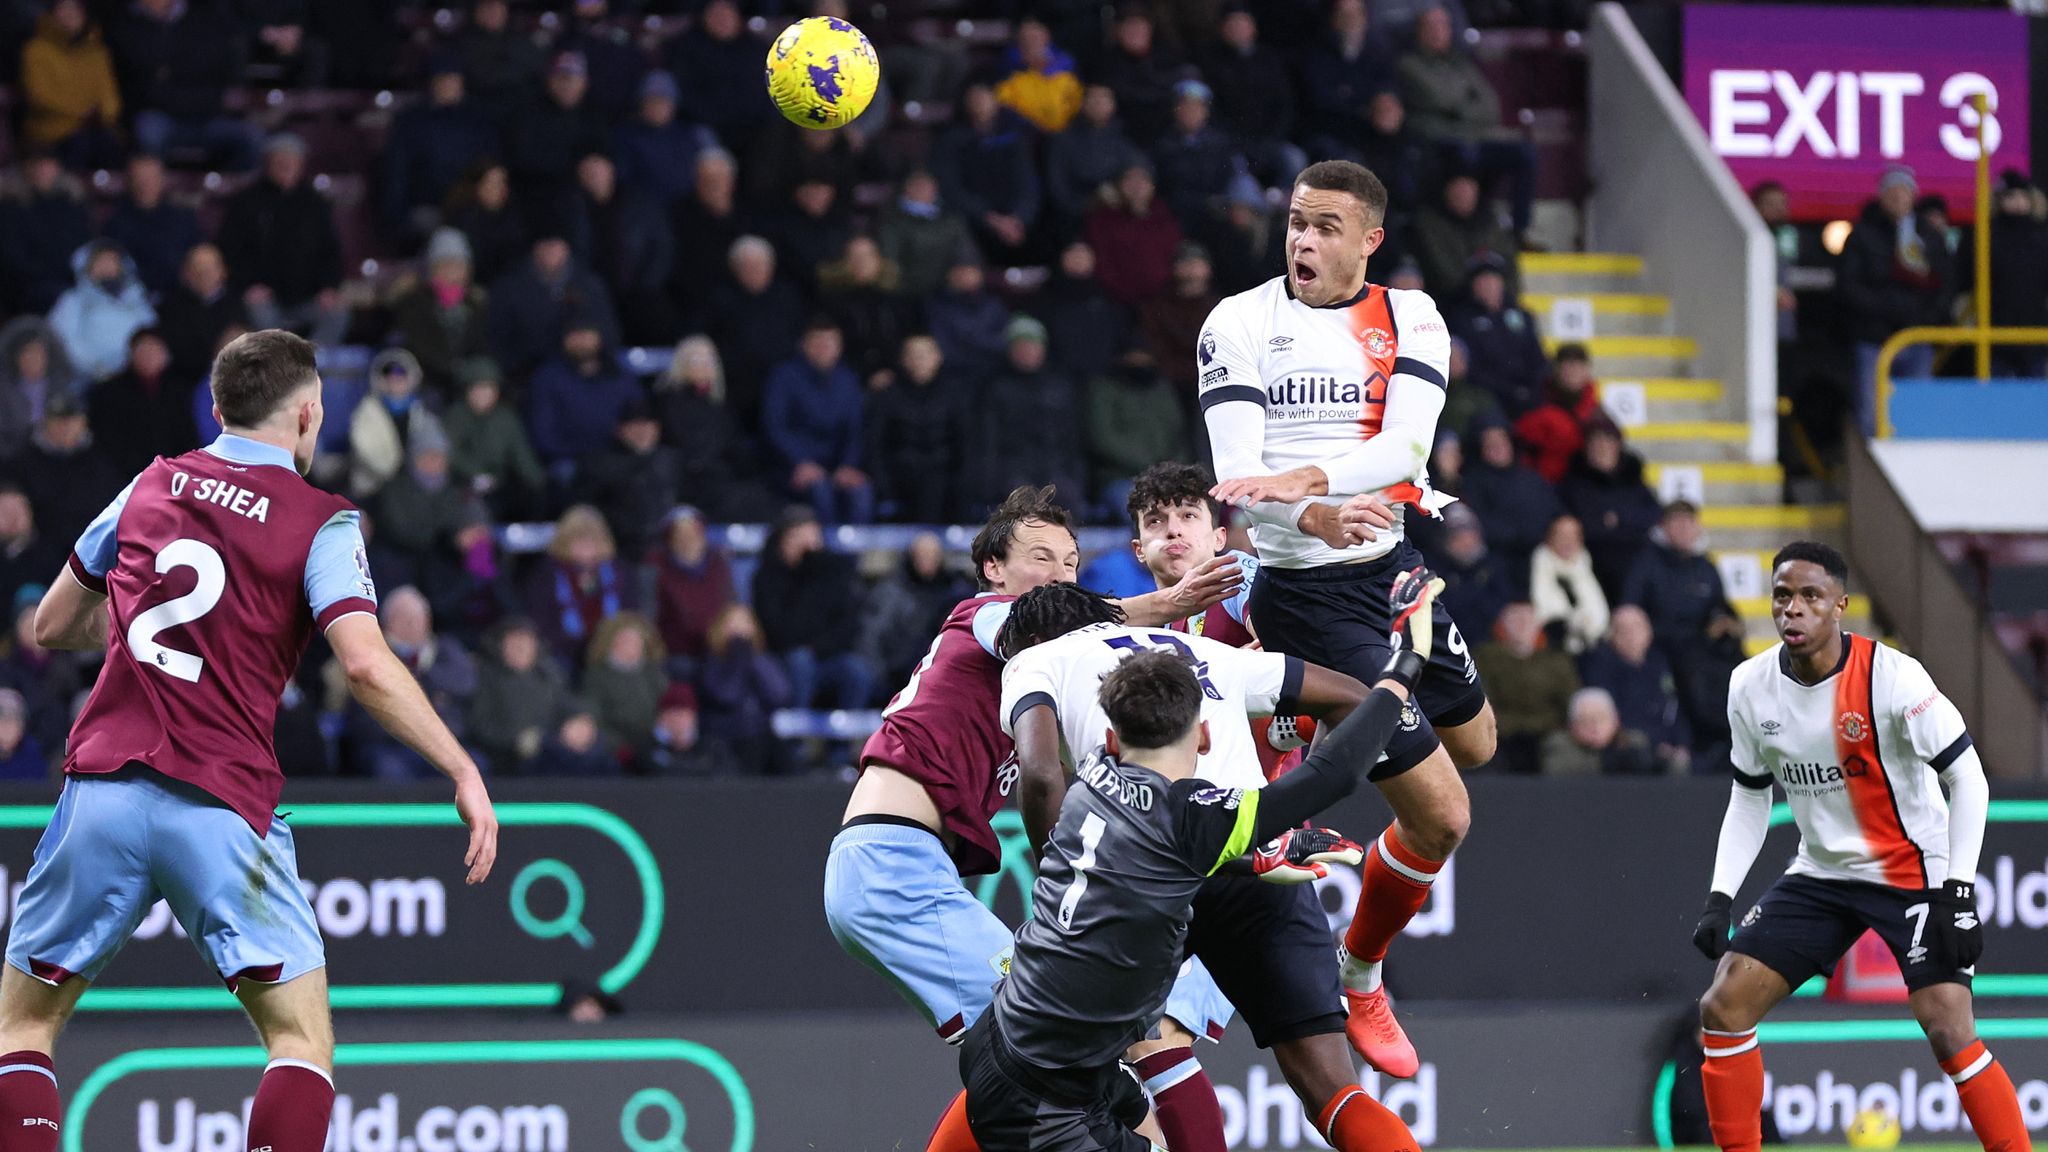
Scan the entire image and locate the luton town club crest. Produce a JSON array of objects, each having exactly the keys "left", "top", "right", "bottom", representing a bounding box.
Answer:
[
  {"left": 1837, "top": 711, "right": 1869, "bottom": 743},
  {"left": 1360, "top": 328, "right": 1393, "bottom": 357}
]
